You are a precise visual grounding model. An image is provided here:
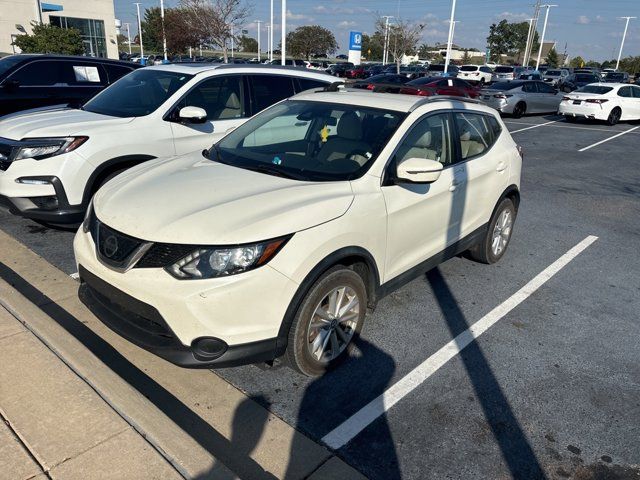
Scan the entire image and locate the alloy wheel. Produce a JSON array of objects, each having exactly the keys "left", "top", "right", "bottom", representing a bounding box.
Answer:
[
  {"left": 306, "top": 286, "right": 360, "bottom": 362},
  {"left": 491, "top": 209, "right": 513, "bottom": 256}
]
